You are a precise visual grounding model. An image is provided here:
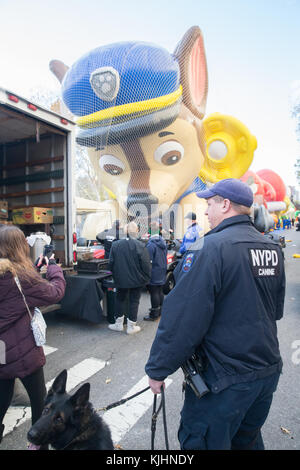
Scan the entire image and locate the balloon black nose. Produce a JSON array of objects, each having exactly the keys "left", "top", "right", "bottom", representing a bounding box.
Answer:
[{"left": 127, "top": 193, "right": 159, "bottom": 213}]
